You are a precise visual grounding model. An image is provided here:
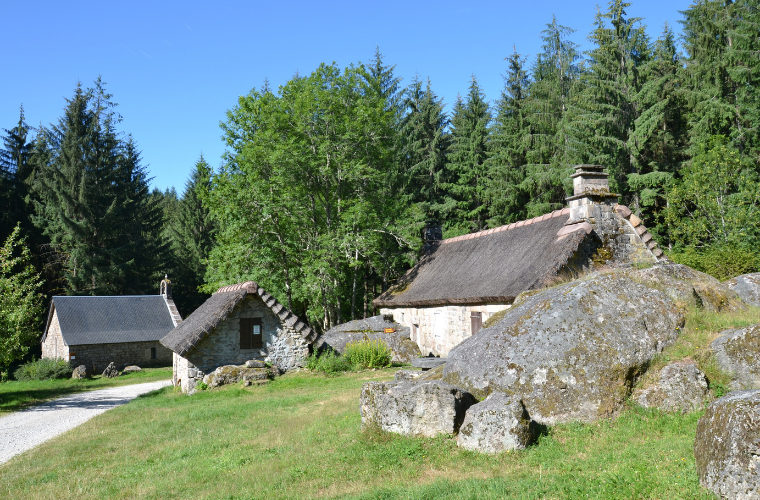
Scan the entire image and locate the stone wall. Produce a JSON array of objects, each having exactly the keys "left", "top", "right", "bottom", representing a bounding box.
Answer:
[
  {"left": 380, "top": 304, "right": 510, "bottom": 357},
  {"left": 41, "top": 310, "right": 69, "bottom": 361},
  {"left": 70, "top": 341, "right": 172, "bottom": 373},
  {"left": 175, "top": 295, "right": 311, "bottom": 393}
]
